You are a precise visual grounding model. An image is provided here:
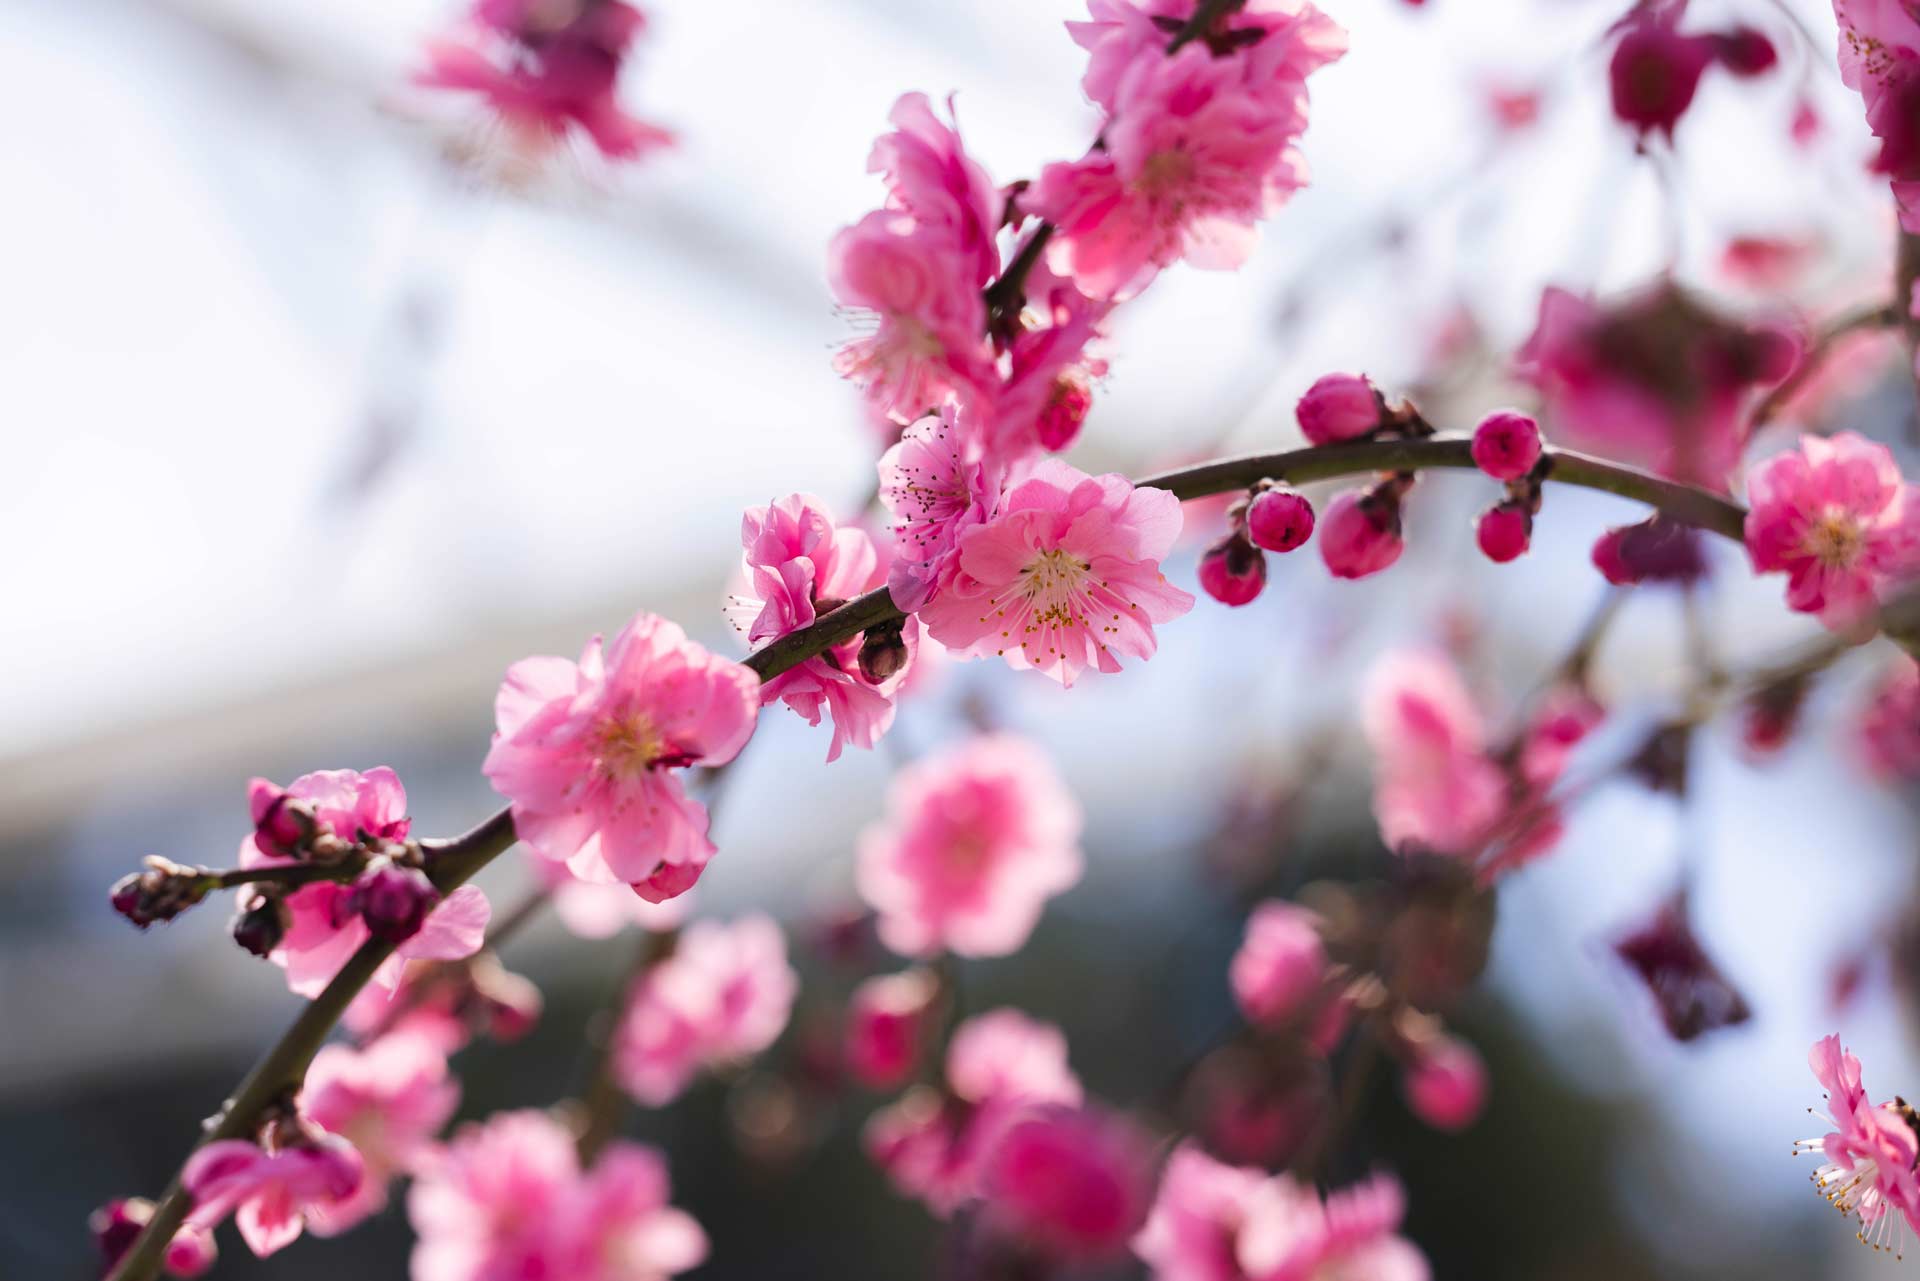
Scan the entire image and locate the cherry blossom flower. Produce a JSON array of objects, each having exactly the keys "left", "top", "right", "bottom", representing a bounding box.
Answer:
[
  {"left": 237, "top": 769, "right": 491, "bottom": 998},
  {"left": 1230, "top": 901, "right": 1327, "bottom": 1026},
  {"left": 856, "top": 735, "right": 1084, "bottom": 958},
  {"left": 182, "top": 1132, "right": 364, "bottom": 1258},
  {"left": 866, "top": 92, "right": 1003, "bottom": 287},
  {"left": 1612, "top": 895, "right": 1751, "bottom": 1041},
  {"left": 1362, "top": 650, "right": 1507, "bottom": 859},
  {"left": 418, "top": 0, "right": 672, "bottom": 161},
  {"left": 1401, "top": 1036, "right": 1487, "bottom": 1132},
  {"left": 1607, "top": 6, "right": 1717, "bottom": 138},
  {"left": 302, "top": 1032, "right": 461, "bottom": 1233},
  {"left": 1745, "top": 431, "right": 1920, "bottom": 629},
  {"left": 612, "top": 914, "right": 799, "bottom": 1105},
  {"left": 978, "top": 1105, "right": 1155, "bottom": 1261},
  {"left": 1794, "top": 1035, "right": 1920, "bottom": 1254},
  {"left": 1857, "top": 657, "right": 1920, "bottom": 781},
  {"left": 1132, "top": 1143, "right": 1271, "bottom": 1281},
  {"left": 918, "top": 459, "right": 1194, "bottom": 684},
  {"left": 877, "top": 405, "right": 1006, "bottom": 613},
  {"left": 1470, "top": 411, "right": 1542, "bottom": 481},
  {"left": 1296, "top": 373, "right": 1385, "bottom": 446},
  {"left": 484, "top": 611, "right": 759, "bottom": 902},
  {"left": 1066, "top": 0, "right": 1347, "bottom": 119},
  {"left": 532, "top": 852, "right": 696, "bottom": 939},
  {"left": 845, "top": 968, "right": 940, "bottom": 1089},
  {"left": 410, "top": 1110, "right": 705, "bottom": 1281},
  {"left": 1834, "top": 0, "right": 1920, "bottom": 230},
  {"left": 866, "top": 1008, "right": 1083, "bottom": 1215},
  {"left": 92, "top": 1199, "right": 216, "bottom": 1279},
  {"left": 985, "top": 285, "right": 1114, "bottom": 458},
  {"left": 730, "top": 493, "right": 919, "bottom": 761}
]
